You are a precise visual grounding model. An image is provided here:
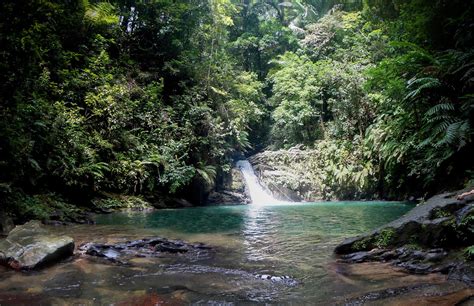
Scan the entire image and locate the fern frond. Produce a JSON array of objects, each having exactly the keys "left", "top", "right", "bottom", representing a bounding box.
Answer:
[
  {"left": 196, "top": 163, "right": 217, "bottom": 186},
  {"left": 85, "top": 2, "right": 118, "bottom": 26},
  {"left": 425, "top": 102, "right": 455, "bottom": 116},
  {"left": 404, "top": 77, "right": 441, "bottom": 101}
]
